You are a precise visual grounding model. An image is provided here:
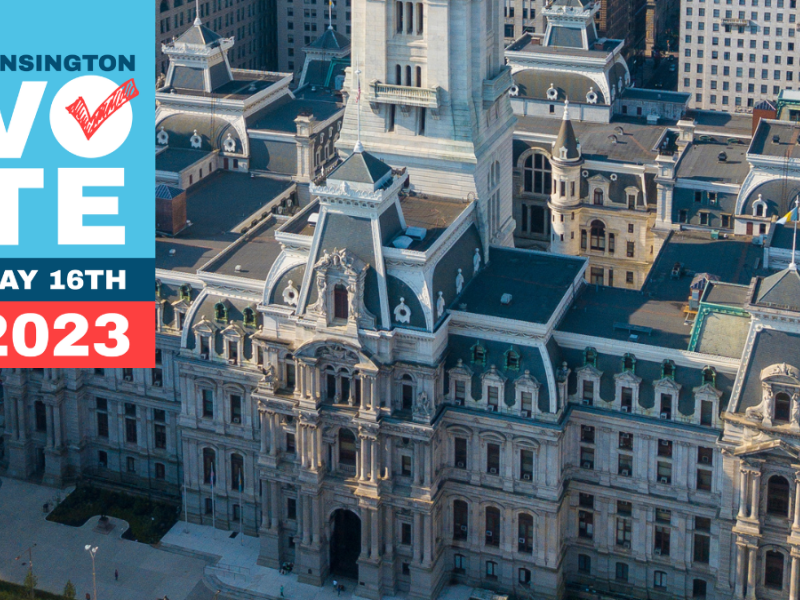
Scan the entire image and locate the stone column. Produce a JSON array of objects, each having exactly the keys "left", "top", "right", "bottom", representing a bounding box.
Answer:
[
  {"left": 734, "top": 543, "right": 746, "bottom": 599},
  {"left": 270, "top": 481, "right": 280, "bottom": 530},
  {"left": 413, "top": 512, "right": 423, "bottom": 563},
  {"left": 17, "top": 398, "right": 27, "bottom": 441},
  {"left": 371, "top": 509, "right": 380, "bottom": 558},
  {"left": 270, "top": 413, "right": 279, "bottom": 456},
  {"left": 790, "top": 554, "right": 799, "bottom": 600},
  {"left": 384, "top": 436, "right": 393, "bottom": 479},
  {"left": 423, "top": 513, "right": 432, "bottom": 566},
  {"left": 738, "top": 469, "right": 749, "bottom": 519},
  {"left": 45, "top": 405, "right": 54, "bottom": 448},
  {"left": 358, "top": 436, "right": 367, "bottom": 481},
  {"left": 423, "top": 443, "right": 431, "bottom": 488},
  {"left": 53, "top": 405, "right": 62, "bottom": 448},
  {"left": 303, "top": 496, "right": 312, "bottom": 545},
  {"left": 794, "top": 475, "right": 800, "bottom": 530},
  {"left": 6, "top": 396, "right": 17, "bottom": 438},
  {"left": 299, "top": 424, "right": 307, "bottom": 468},
  {"left": 751, "top": 472, "right": 761, "bottom": 520},
  {"left": 504, "top": 439, "right": 514, "bottom": 480},
  {"left": 745, "top": 546, "right": 757, "bottom": 600},
  {"left": 313, "top": 496, "right": 321, "bottom": 544},
  {"left": 360, "top": 509, "right": 370, "bottom": 559},
  {"left": 261, "top": 480, "right": 270, "bottom": 524},
  {"left": 384, "top": 506, "right": 394, "bottom": 558},
  {"left": 316, "top": 426, "right": 323, "bottom": 469},
  {"left": 413, "top": 442, "right": 422, "bottom": 486},
  {"left": 370, "top": 439, "right": 378, "bottom": 483},
  {"left": 359, "top": 375, "right": 368, "bottom": 411},
  {"left": 260, "top": 412, "right": 268, "bottom": 453}
]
